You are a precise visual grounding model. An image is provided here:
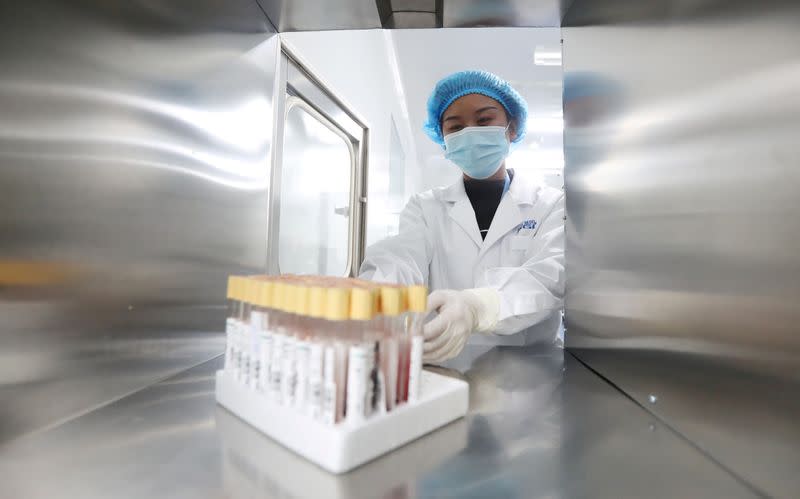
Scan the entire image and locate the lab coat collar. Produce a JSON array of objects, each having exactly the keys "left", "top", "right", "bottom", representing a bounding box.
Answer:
[
  {"left": 506, "top": 171, "right": 539, "bottom": 206},
  {"left": 481, "top": 173, "right": 542, "bottom": 256},
  {"left": 440, "top": 172, "right": 538, "bottom": 203},
  {"left": 441, "top": 179, "right": 466, "bottom": 202},
  {"left": 442, "top": 180, "right": 483, "bottom": 248},
  {"left": 440, "top": 173, "right": 542, "bottom": 253}
]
